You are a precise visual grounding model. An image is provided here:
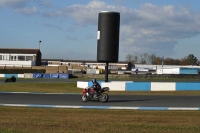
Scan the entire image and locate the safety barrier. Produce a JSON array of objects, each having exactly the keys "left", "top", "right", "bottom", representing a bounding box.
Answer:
[
  {"left": 176, "top": 82, "right": 200, "bottom": 90},
  {"left": 33, "top": 73, "right": 70, "bottom": 79},
  {"left": 0, "top": 73, "right": 70, "bottom": 79},
  {"left": 24, "top": 73, "right": 33, "bottom": 78},
  {"left": 0, "top": 74, "right": 4, "bottom": 78},
  {"left": 18, "top": 74, "right": 24, "bottom": 78},
  {"left": 77, "top": 81, "right": 200, "bottom": 91},
  {"left": 5, "top": 74, "right": 18, "bottom": 78}
]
